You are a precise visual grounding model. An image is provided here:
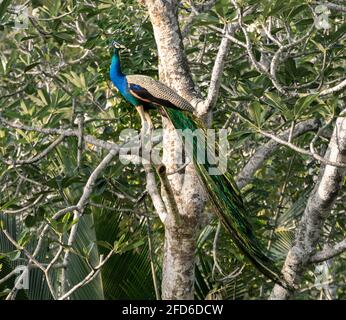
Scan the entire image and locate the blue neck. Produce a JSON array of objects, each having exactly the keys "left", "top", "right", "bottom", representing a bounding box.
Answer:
[
  {"left": 110, "top": 49, "right": 124, "bottom": 82},
  {"left": 109, "top": 49, "right": 140, "bottom": 107}
]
